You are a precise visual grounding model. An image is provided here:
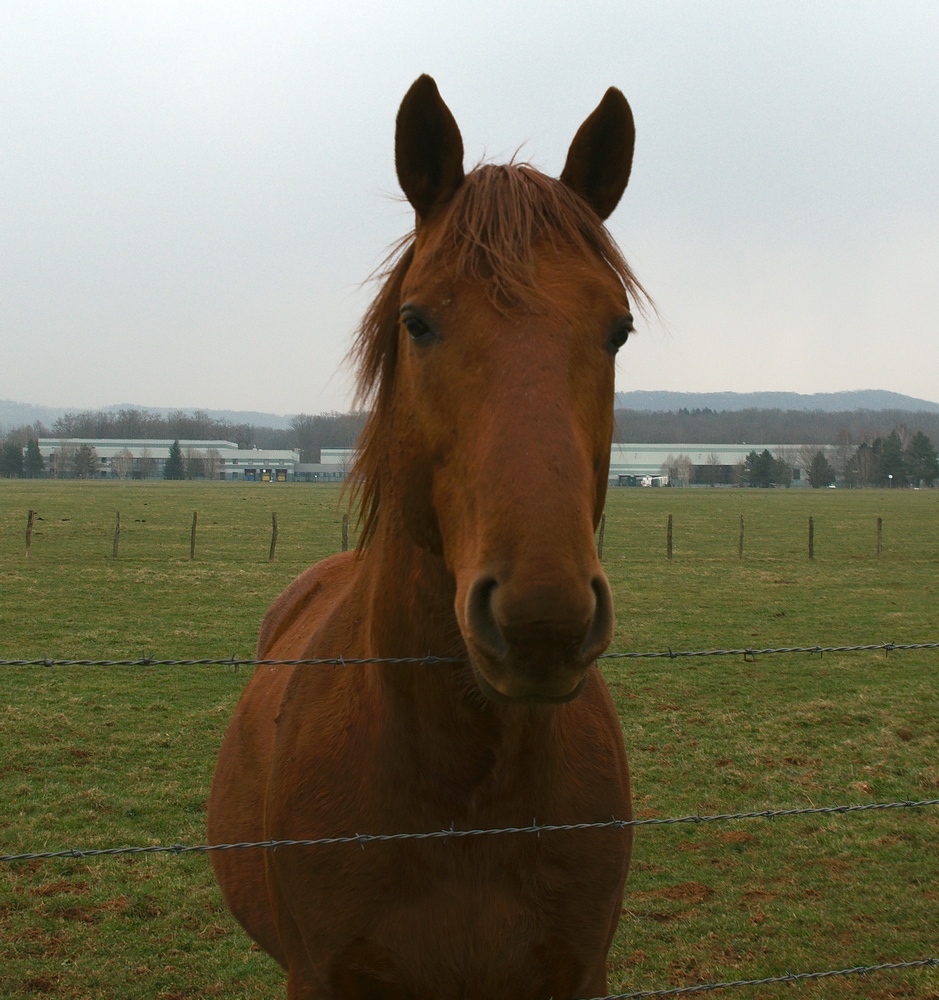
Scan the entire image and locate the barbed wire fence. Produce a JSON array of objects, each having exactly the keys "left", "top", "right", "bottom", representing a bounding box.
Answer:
[
  {"left": 3, "top": 641, "right": 938, "bottom": 997},
  {"left": 2, "top": 639, "right": 938, "bottom": 669},
  {"left": 3, "top": 798, "right": 939, "bottom": 864}
]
